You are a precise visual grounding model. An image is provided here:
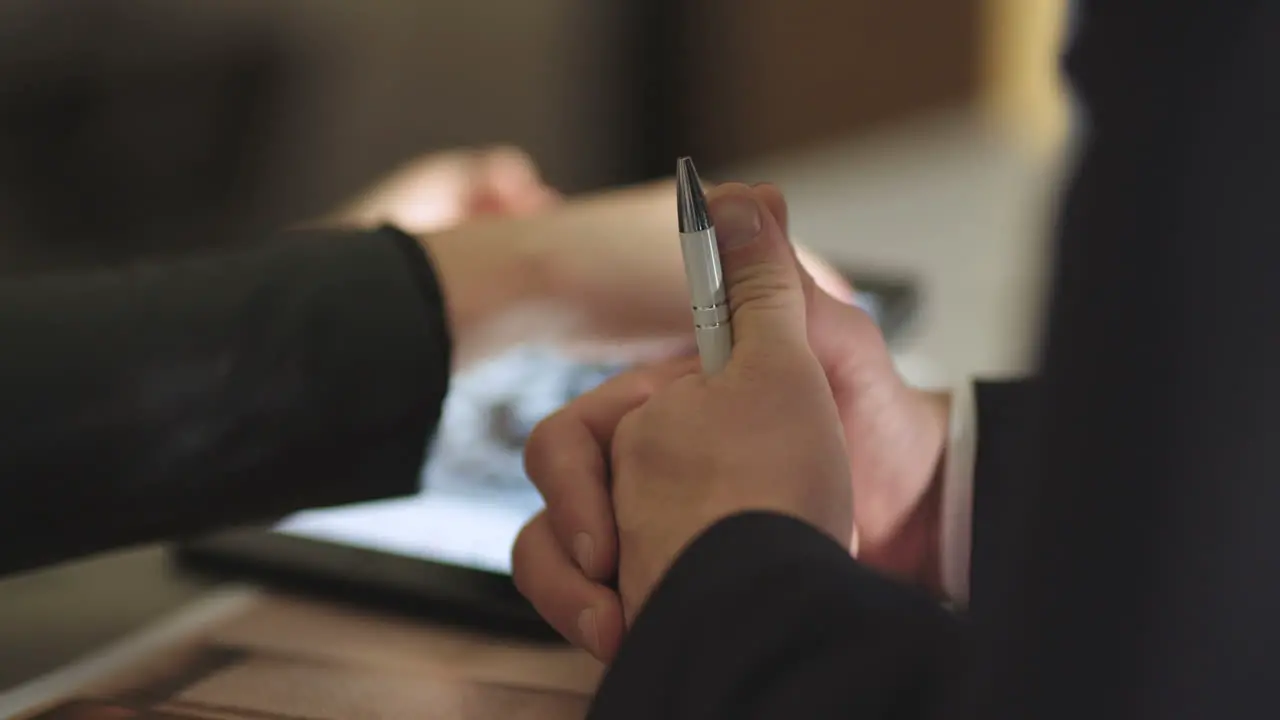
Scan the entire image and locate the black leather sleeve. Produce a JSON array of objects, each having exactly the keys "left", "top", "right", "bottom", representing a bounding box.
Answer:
[
  {"left": 0, "top": 225, "right": 451, "bottom": 575},
  {"left": 589, "top": 512, "right": 965, "bottom": 720}
]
